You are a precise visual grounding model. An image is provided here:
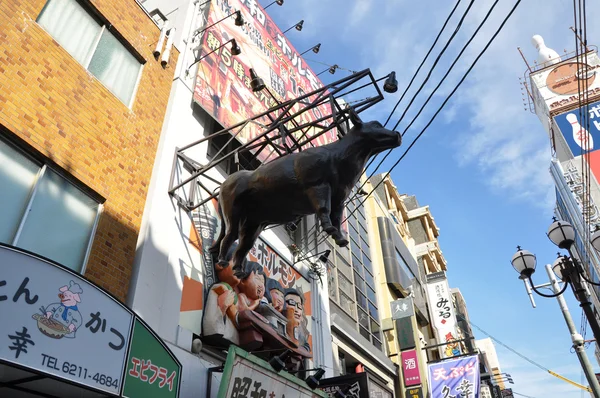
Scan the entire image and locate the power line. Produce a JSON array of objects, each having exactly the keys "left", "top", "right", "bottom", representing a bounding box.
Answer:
[{"left": 311, "top": 0, "right": 523, "bottom": 250}]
